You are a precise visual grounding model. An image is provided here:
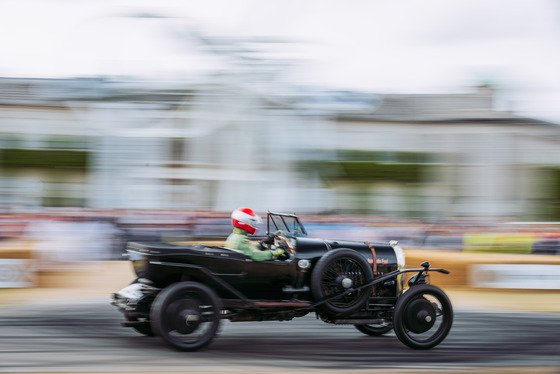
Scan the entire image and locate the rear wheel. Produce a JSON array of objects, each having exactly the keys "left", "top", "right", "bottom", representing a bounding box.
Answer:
[
  {"left": 311, "top": 249, "right": 373, "bottom": 315},
  {"left": 355, "top": 321, "right": 392, "bottom": 336},
  {"left": 393, "top": 284, "right": 453, "bottom": 349},
  {"left": 151, "top": 281, "right": 222, "bottom": 351}
]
